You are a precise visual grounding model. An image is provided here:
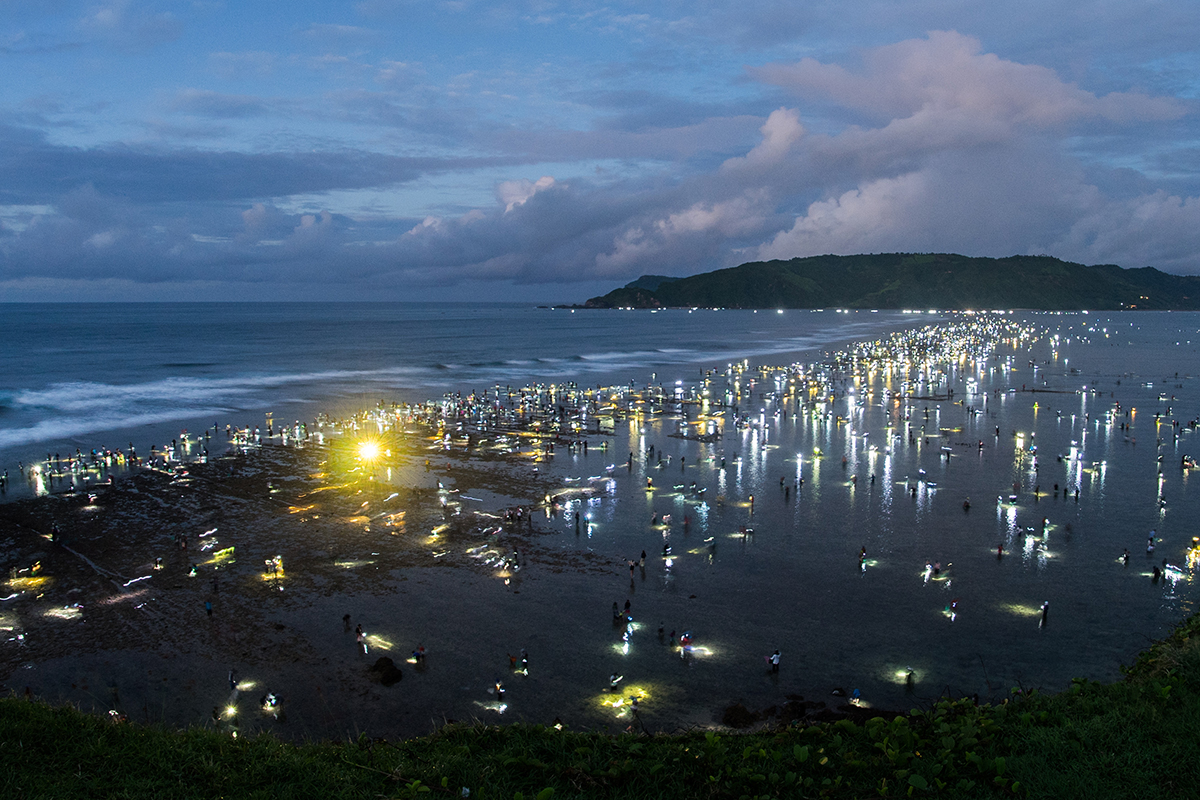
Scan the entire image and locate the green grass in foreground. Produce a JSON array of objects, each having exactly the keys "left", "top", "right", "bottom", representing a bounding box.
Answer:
[{"left": 4, "top": 615, "right": 1200, "bottom": 799}]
